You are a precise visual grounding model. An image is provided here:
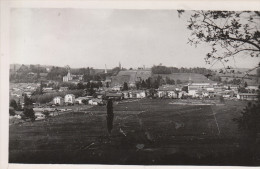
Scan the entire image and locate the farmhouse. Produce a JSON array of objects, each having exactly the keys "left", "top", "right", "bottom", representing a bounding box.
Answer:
[
  {"left": 122, "top": 91, "right": 130, "bottom": 99},
  {"left": 64, "top": 94, "right": 75, "bottom": 104},
  {"left": 112, "top": 85, "right": 122, "bottom": 91},
  {"left": 158, "top": 85, "right": 178, "bottom": 98},
  {"left": 237, "top": 93, "right": 258, "bottom": 101},
  {"left": 53, "top": 96, "right": 64, "bottom": 105},
  {"left": 88, "top": 98, "right": 103, "bottom": 105},
  {"left": 246, "top": 85, "right": 259, "bottom": 93},
  {"left": 59, "top": 87, "right": 68, "bottom": 92},
  {"left": 188, "top": 83, "right": 217, "bottom": 97},
  {"left": 106, "top": 92, "right": 123, "bottom": 100},
  {"left": 43, "top": 87, "right": 55, "bottom": 93}
]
